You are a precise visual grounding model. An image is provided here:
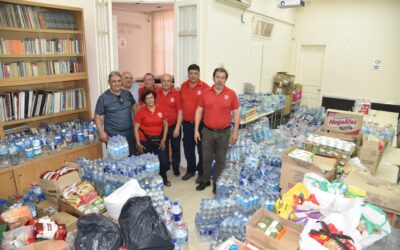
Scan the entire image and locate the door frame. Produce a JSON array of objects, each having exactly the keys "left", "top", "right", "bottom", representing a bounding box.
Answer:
[{"left": 295, "top": 43, "right": 328, "bottom": 106}]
